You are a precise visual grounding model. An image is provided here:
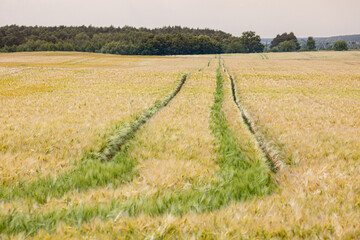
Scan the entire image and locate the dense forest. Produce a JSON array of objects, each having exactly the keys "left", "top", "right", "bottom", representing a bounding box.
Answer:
[{"left": 0, "top": 25, "right": 264, "bottom": 55}]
